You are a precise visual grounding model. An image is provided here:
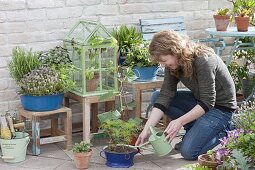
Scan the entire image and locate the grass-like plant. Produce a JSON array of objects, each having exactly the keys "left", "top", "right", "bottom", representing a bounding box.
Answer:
[{"left": 9, "top": 47, "right": 41, "bottom": 82}]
